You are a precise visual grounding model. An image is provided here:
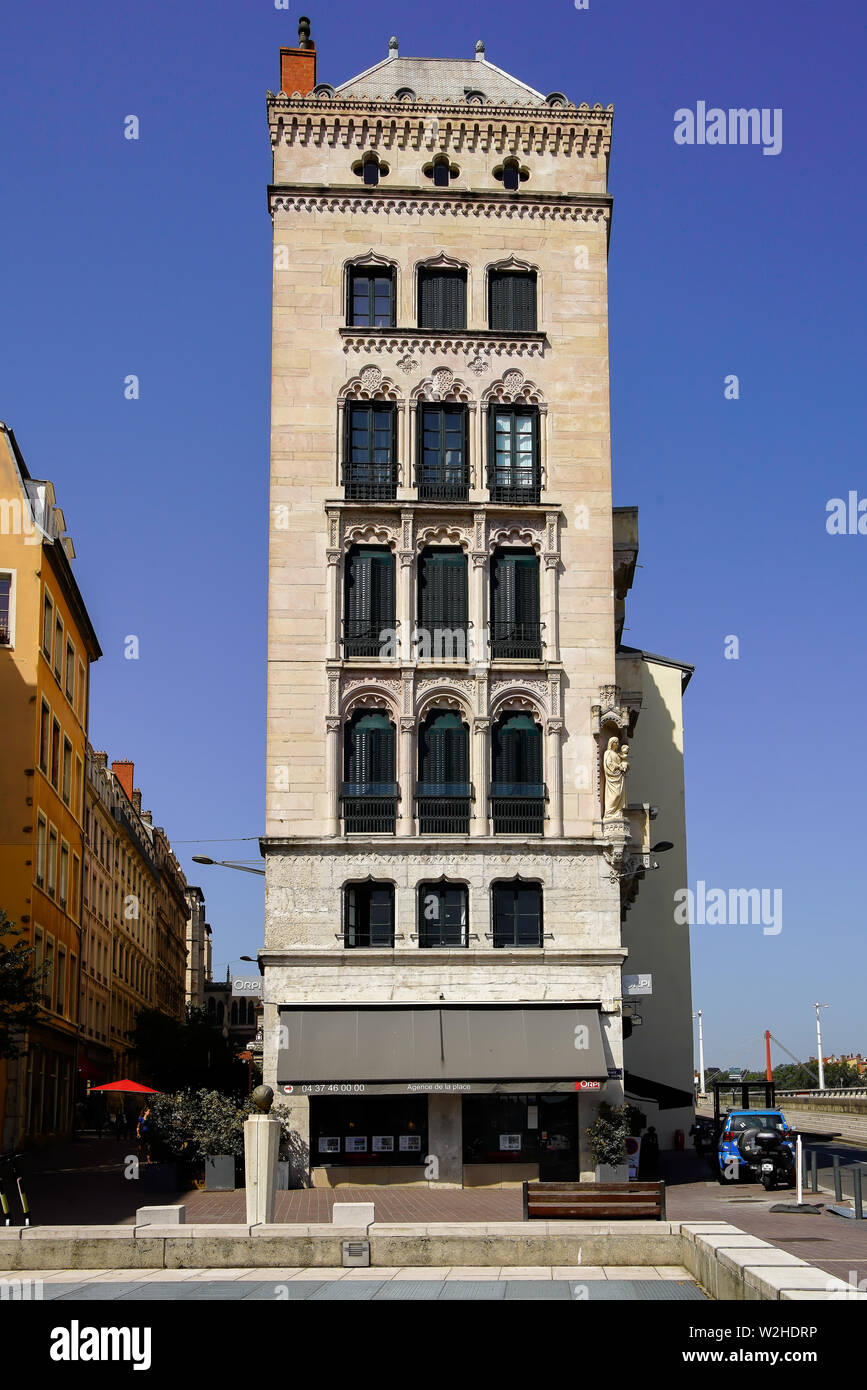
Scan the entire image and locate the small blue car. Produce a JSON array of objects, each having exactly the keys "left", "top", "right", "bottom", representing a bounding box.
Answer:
[{"left": 715, "top": 1109, "right": 796, "bottom": 1189}]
